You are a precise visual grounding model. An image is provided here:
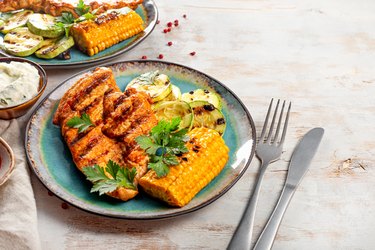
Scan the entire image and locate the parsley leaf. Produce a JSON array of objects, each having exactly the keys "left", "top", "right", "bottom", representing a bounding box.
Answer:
[
  {"left": 58, "top": 12, "right": 75, "bottom": 24},
  {"left": 135, "top": 117, "right": 189, "bottom": 177},
  {"left": 75, "top": 0, "right": 91, "bottom": 16},
  {"left": 66, "top": 113, "right": 95, "bottom": 133},
  {"left": 83, "top": 160, "right": 137, "bottom": 196}
]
